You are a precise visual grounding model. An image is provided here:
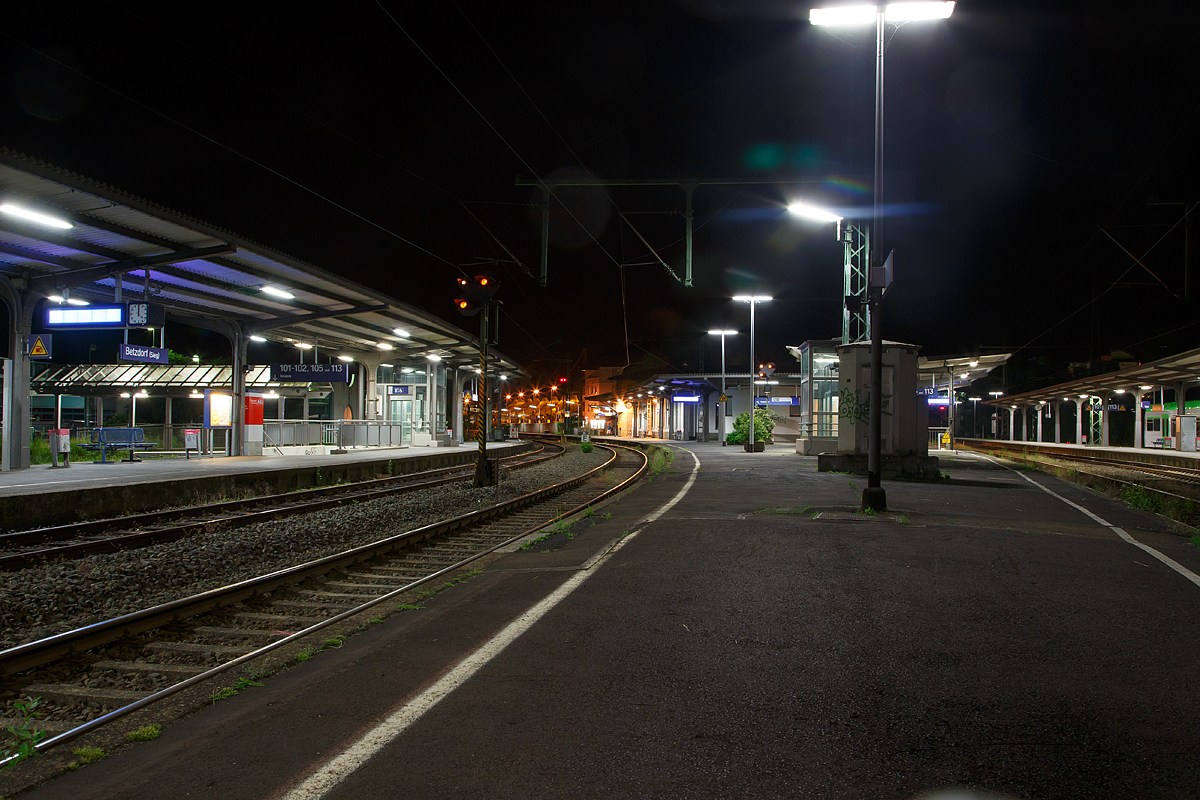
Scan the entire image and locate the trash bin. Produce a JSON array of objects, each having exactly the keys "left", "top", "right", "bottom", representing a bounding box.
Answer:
[
  {"left": 184, "top": 429, "right": 201, "bottom": 459},
  {"left": 48, "top": 428, "right": 71, "bottom": 468}
]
